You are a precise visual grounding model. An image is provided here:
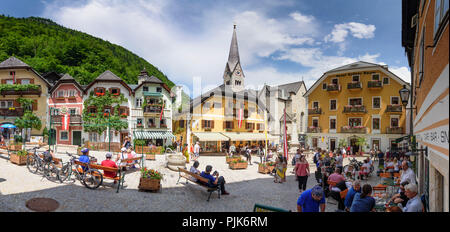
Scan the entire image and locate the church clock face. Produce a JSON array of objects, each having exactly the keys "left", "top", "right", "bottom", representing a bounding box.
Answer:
[{"left": 236, "top": 70, "right": 241, "bottom": 76}]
